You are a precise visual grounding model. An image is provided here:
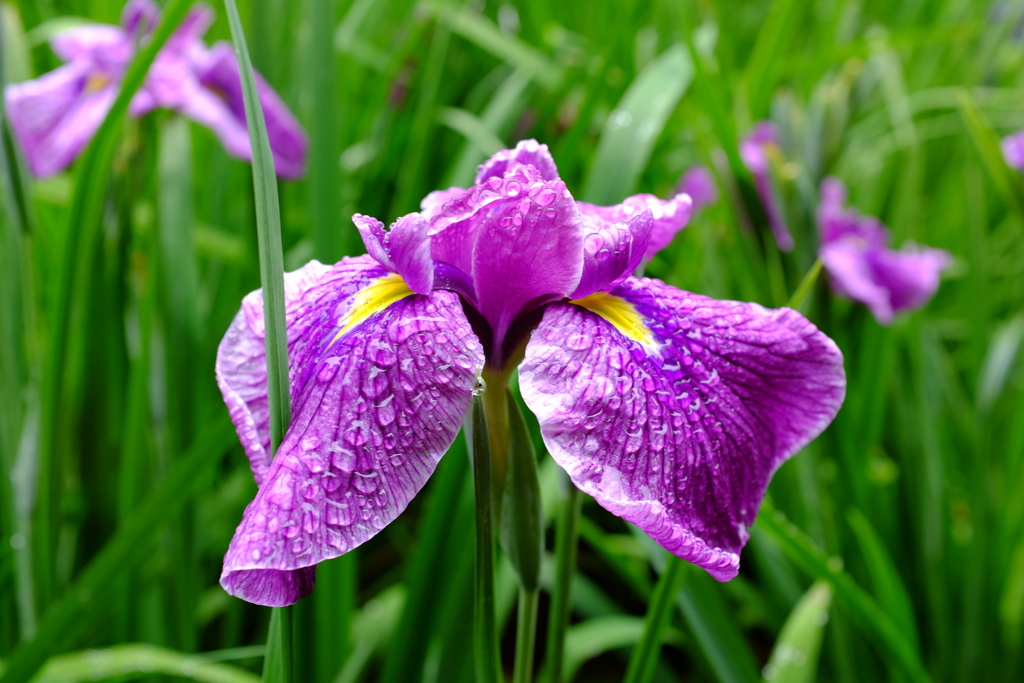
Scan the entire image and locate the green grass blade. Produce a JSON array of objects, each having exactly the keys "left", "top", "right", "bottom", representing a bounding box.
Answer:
[
  {"left": 743, "top": 0, "right": 804, "bottom": 118},
  {"left": 431, "top": 3, "right": 561, "bottom": 90},
  {"left": 581, "top": 44, "right": 692, "bottom": 204},
  {"left": 676, "top": 570, "right": 760, "bottom": 683},
  {"left": 846, "top": 509, "right": 921, "bottom": 653},
  {"left": 761, "top": 582, "right": 832, "bottom": 683},
  {"left": 223, "top": 1, "right": 295, "bottom": 680},
  {"left": 956, "top": 88, "right": 1024, "bottom": 226},
  {"left": 623, "top": 554, "right": 687, "bottom": 683},
  {"left": 757, "top": 507, "right": 932, "bottom": 683},
  {"left": 3, "top": 643, "right": 262, "bottom": 683},
  {"left": 33, "top": 0, "right": 194, "bottom": 614},
  {"left": 0, "top": 418, "right": 236, "bottom": 683},
  {"left": 543, "top": 480, "right": 581, "bottom": 683},
  {"left": 562, "top": 616, "right": 684, "bottom": 683}
]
